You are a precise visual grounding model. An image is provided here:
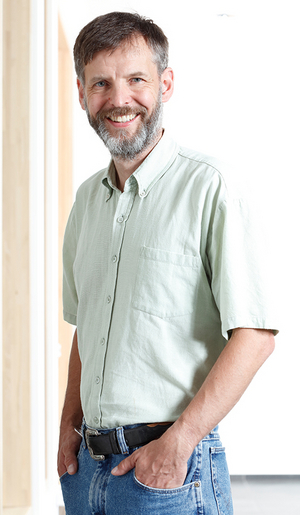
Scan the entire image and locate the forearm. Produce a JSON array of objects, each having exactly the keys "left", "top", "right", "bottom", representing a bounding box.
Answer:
[
  {"left": 60, "top": 328, "right": 83, "bottom": 431},
  {"left": 58, "top": 329, "right": 83, "bottom": 476},
  {"left": 172, "top": 327, "right": 275, "bottom": 455}
]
